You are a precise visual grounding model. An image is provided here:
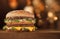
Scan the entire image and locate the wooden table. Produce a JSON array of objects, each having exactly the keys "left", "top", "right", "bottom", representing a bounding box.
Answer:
[{"left": 0, "top": 30, "right": 60, "bottom": 39}]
